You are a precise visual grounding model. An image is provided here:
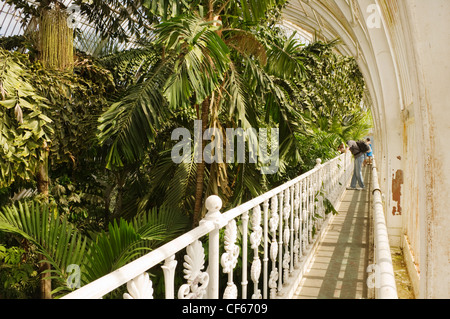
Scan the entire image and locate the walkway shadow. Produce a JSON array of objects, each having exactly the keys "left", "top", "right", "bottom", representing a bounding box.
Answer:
[{"left": 294, "top": 167, "right": 371, "bottom": 299}]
